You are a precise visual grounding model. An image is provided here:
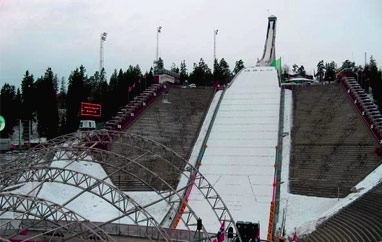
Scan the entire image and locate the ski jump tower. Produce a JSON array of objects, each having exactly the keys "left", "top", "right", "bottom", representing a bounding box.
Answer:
[{"left": 257, "top": 15, "right": 277, "bottom": 66}]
